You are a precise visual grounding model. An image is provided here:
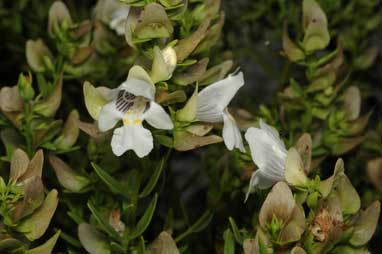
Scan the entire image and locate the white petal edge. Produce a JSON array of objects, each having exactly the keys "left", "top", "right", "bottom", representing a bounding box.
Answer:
[
  {"left": 245, "top": 170, "right": 276, "bottom": 202},
  {"left": 222, "top": 109, "right": 245, "bottom": 152},
  {"left": 259, "top": 119, "right": 286, "bottom": 151},
  {"left": 119, "top": 78, "right": 155, "bottom": 101},
  {"left": 144, "top": 101, "right": 173, "bottom": 130},
  {"left": 244, "top": 126, "right": 287, "bottom": 180},
  {"left": 196, "top": 71, "right": 244, "bottom": 123},
  {"left": 110, "top": 6, "right": 130, "bottom": 35},
  {"left": 98, "top": 101, "right": 123, "bottom": 132},
  {"left": 111, "top": 124, "right": 153, "bottom": 158}
]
